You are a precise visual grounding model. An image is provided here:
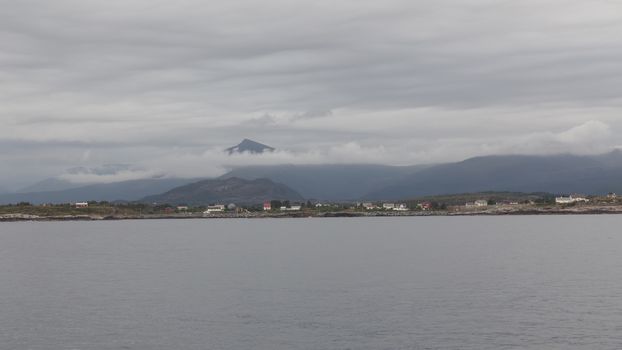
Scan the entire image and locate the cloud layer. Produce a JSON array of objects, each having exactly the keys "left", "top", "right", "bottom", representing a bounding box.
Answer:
[{"left": 1, "top": 0, "right": 622, "bottom": 188}]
